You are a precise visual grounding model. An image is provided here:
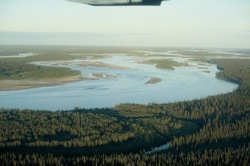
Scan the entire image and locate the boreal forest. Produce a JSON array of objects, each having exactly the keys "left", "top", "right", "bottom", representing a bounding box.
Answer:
[{"left": 0, "top": 58, "right": 249, "bottom": 165}]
